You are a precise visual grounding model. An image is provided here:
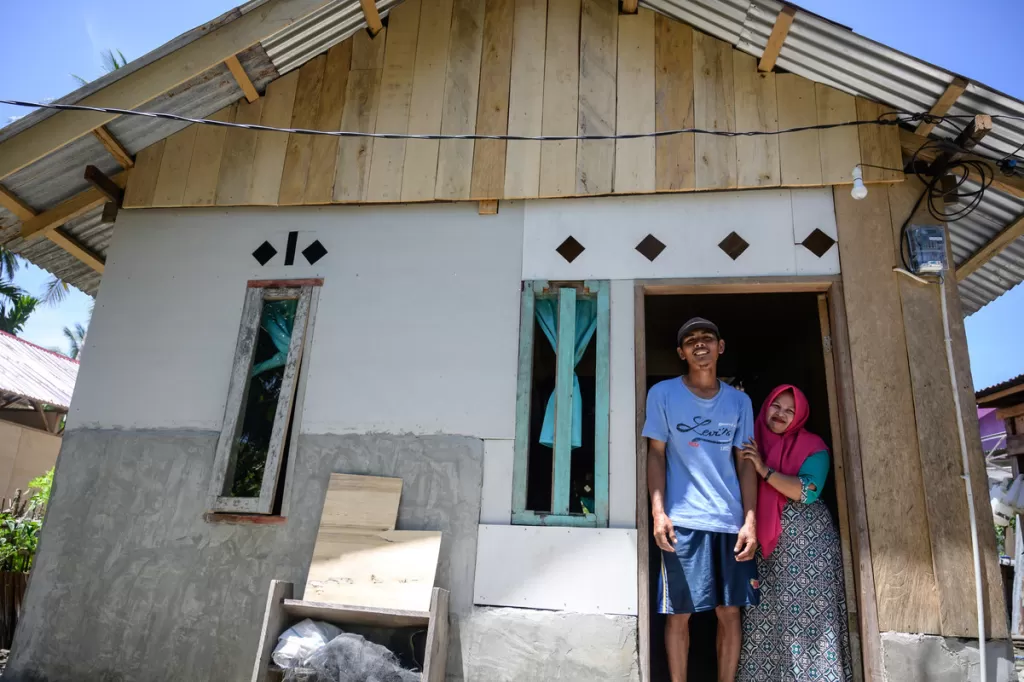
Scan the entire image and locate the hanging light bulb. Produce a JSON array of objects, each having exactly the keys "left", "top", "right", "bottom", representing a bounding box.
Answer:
[{"left": 851, "top": 166, "right": 868, "bottom": 200}]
